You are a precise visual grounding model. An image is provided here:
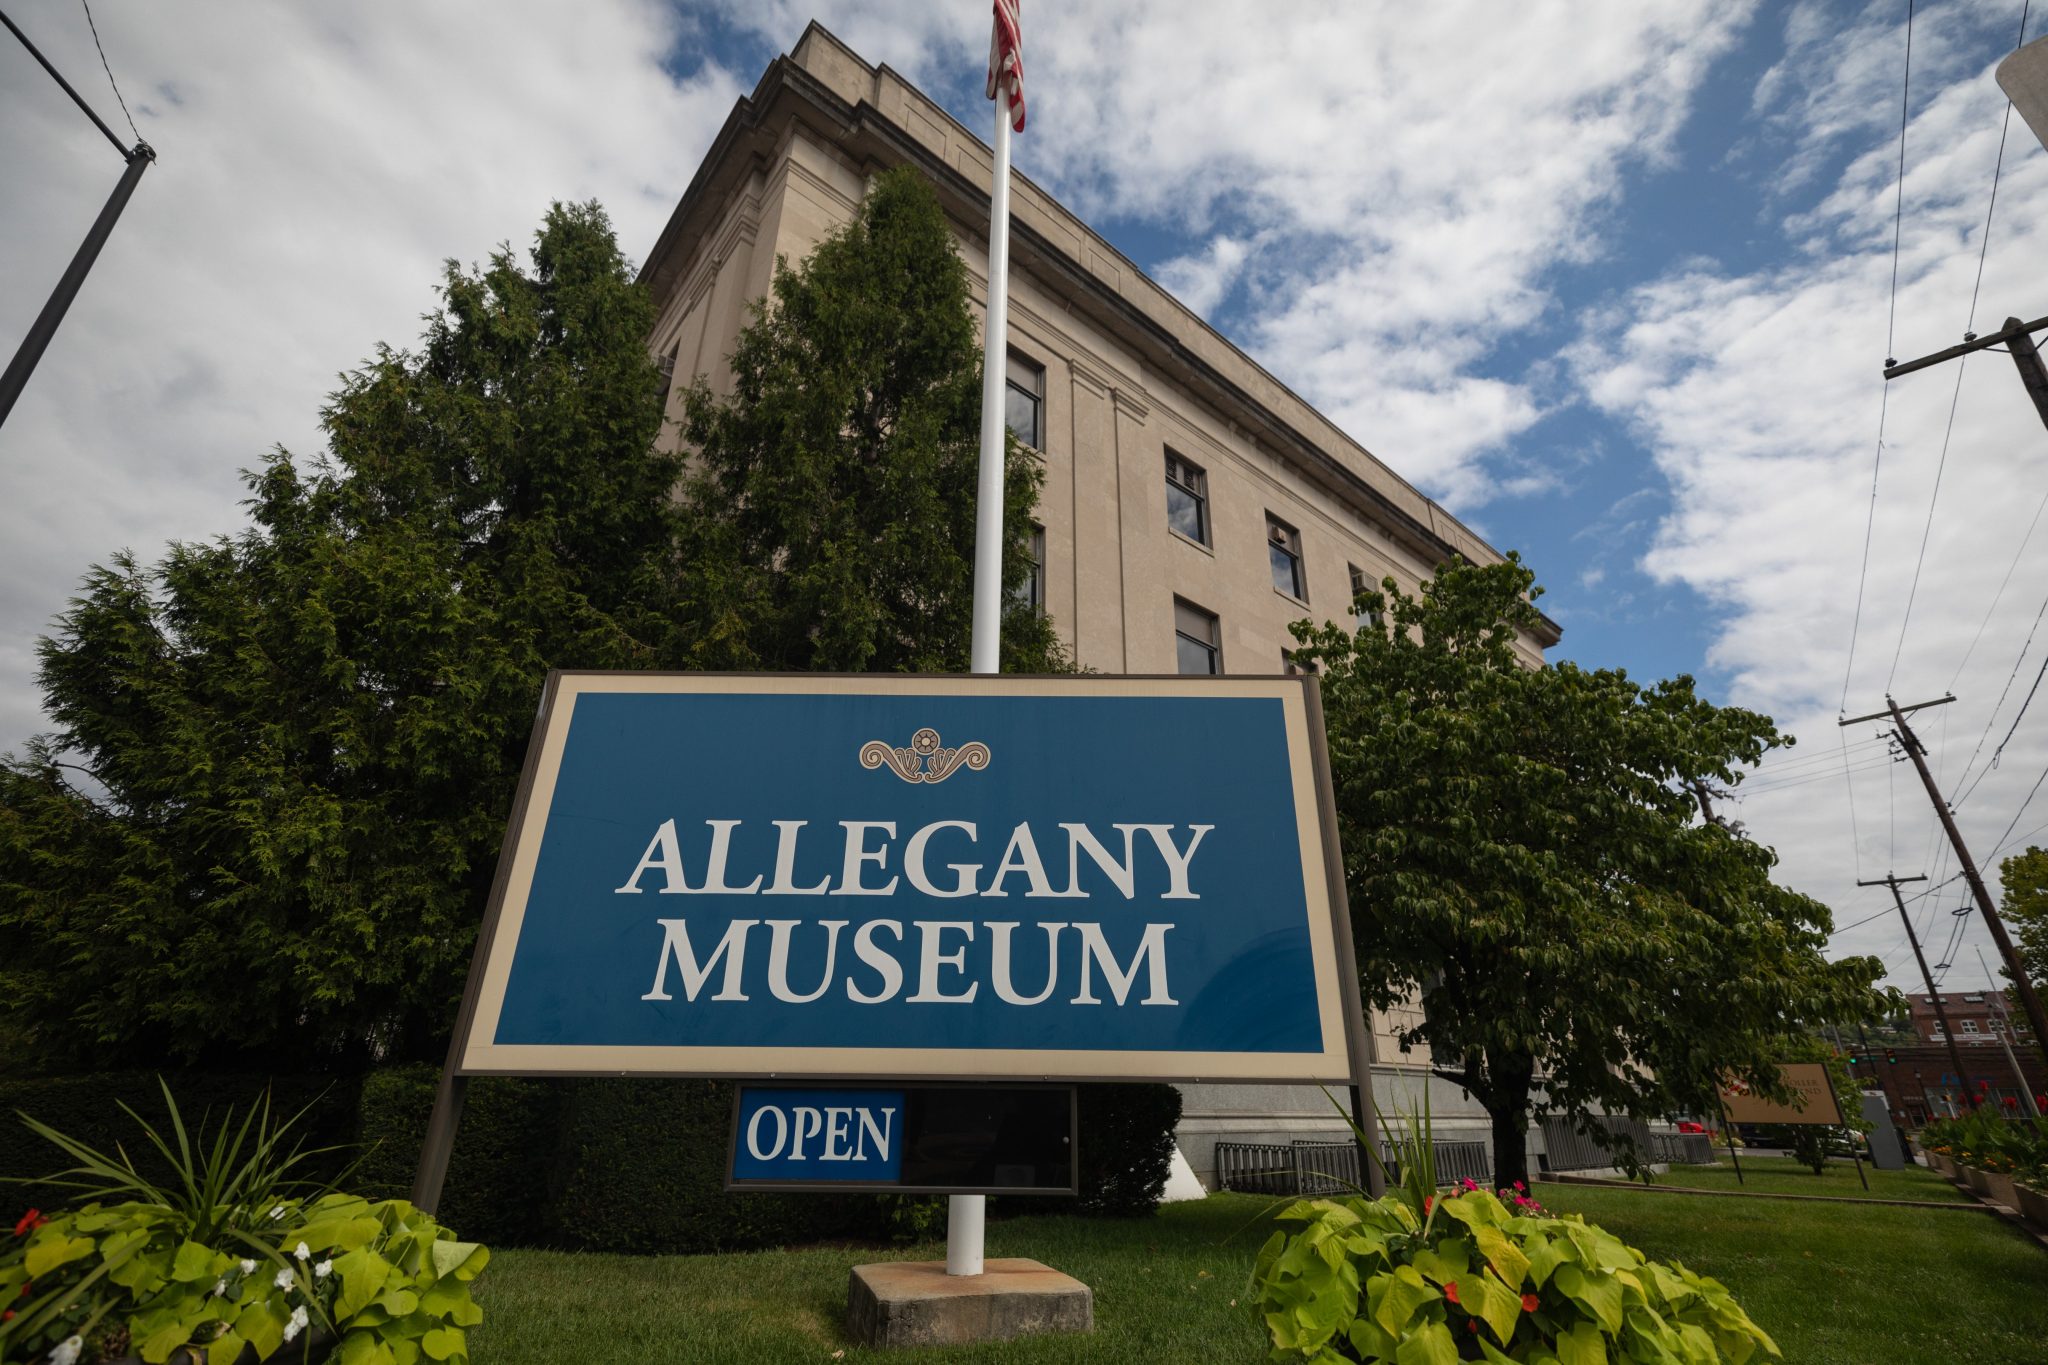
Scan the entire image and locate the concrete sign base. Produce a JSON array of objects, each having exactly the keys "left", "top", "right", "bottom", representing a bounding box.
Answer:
[{"left": 847, "top": 1258, "right": 1093, "bottom": 1347}]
